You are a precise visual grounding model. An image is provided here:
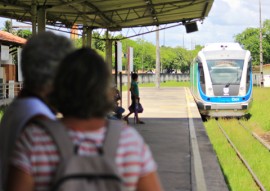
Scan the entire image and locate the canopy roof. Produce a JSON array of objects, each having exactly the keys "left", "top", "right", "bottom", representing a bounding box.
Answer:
[{"left": 0, "top": 0, "right": 214, "bottom": 31}]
